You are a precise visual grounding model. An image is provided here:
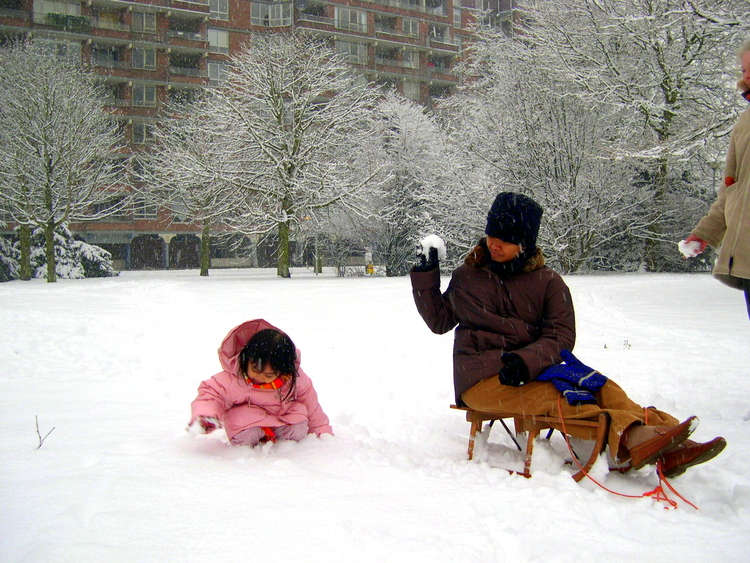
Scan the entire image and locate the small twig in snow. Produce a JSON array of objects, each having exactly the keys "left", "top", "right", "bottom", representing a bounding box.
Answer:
[{"left": 36, "top": 416, "right": 55, "bottom": 449}]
